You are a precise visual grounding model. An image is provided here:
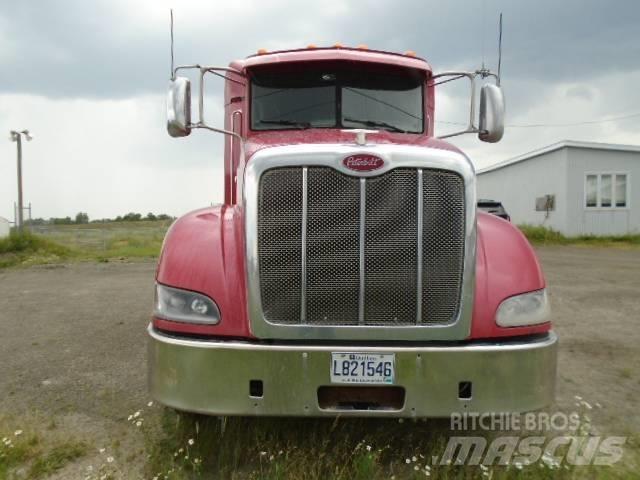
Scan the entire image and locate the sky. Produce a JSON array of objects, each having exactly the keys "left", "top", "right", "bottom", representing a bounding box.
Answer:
[{"left": 1, "top": 0, "right": 639, "bottom": 221}]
